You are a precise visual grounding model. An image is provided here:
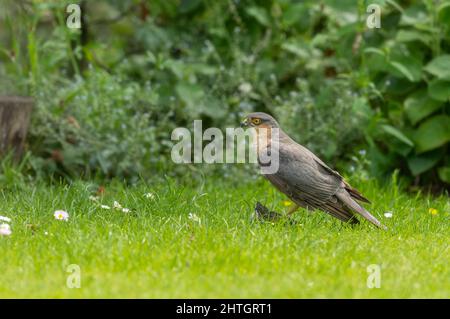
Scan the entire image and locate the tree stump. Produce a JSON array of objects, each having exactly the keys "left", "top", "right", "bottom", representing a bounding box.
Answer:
[{"left": 0, "top": 96, "right": 34, "bottom": 161}]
